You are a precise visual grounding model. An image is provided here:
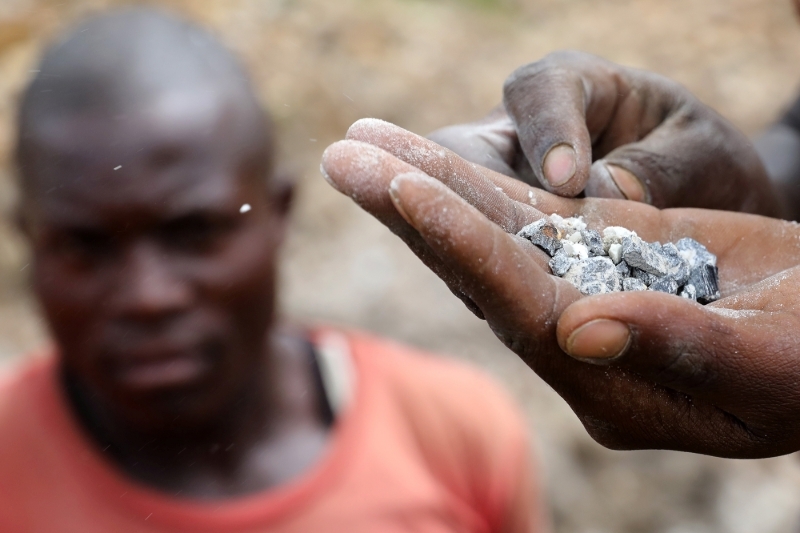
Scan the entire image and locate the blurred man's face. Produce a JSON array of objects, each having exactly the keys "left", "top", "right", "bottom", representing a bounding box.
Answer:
[{"left": 22, "top": 98, "right": 284, "bottom": 428}]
